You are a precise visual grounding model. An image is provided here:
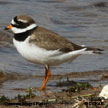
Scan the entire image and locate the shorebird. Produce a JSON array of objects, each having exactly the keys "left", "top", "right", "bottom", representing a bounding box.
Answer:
[{"left": 5, "top": 15, "right": 103, "bottom": 90}]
